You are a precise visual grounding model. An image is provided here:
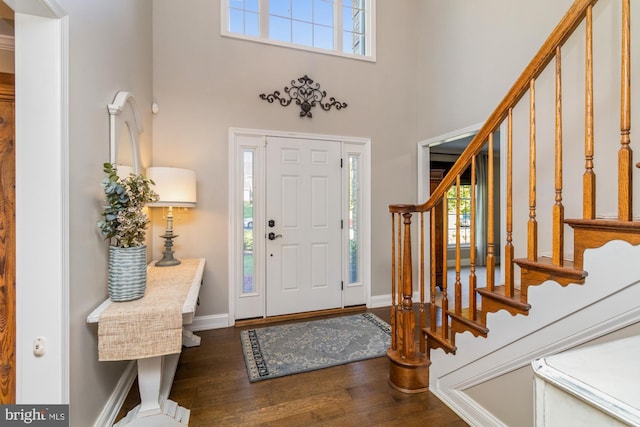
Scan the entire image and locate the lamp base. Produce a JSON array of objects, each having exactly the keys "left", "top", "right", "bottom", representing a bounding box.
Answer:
[{"left": 155, "top": 232, "right": 181, "bottom": 267}]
